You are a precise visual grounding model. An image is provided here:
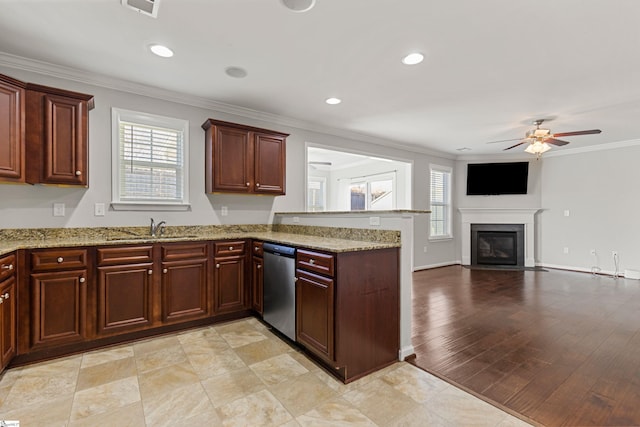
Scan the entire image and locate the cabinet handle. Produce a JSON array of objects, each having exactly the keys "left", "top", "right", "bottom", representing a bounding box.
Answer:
[
  {"left": 257, "top": 265, "right": 261, "bottom": 269},
  {"left": 216, "top": 263, "right": 220, "bottom": 268},
  {"left": 148, "top": 269, "right": 153, "bottom": 275},
  {"left": 309, "top": 258, "right": 315, "bottom": 265},
  {"left": 229, "top": 246, "right": 234, "bottom": 251},
  {"left": 0, "top": 264, "right": 13, "bottom": 270},
  {"left": 294, "top": 277, "right": 298, "bottom": 282},
  {"left": 256, "top": 183, "right": 260, "bottom": 187},
  {"left": 79, "top": 277, "right": 85, "bottom": 283},
  {"left": 0, "top": 297, "right": 3, "bottom": 304},
  {"left": 254, "top": 246, "right": 259, "bottom": 251},
  {"left": 75, "top": 170, "right": 82, "bottom": 176},
  {"left": 163, "top": 268, "right": 168, "bottom": 273},
  {"left": 246, "top": 182, "right": 250, "bottom": 187},
  {"left": 2, "top": 293, "right": 8, "bottom": 299},
  {"left": 57, "top": 257, "right": 64, "bottom": 263}
]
